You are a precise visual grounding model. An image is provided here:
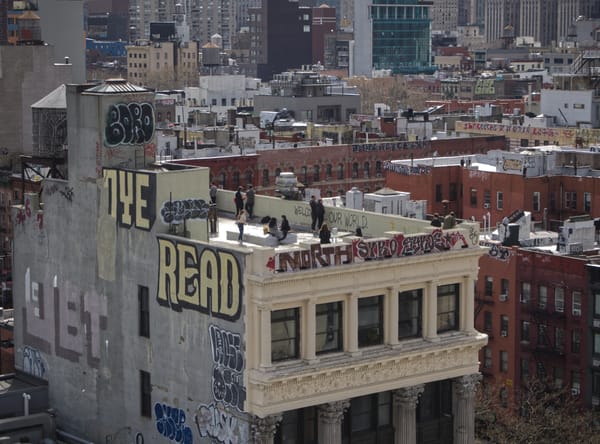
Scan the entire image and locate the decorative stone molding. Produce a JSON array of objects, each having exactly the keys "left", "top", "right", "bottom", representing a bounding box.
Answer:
[
  {"left": 247, "top": 339, "right": 486, "bottom": 416},
  {"left": 318, "top": 400, "right": 350, "bottom": 425},
  {"left": 251, "top": 414, "right": 282, "bottom": 444},
  {"left": 393, "top": 384, "right": 425, "bottom": 407},
  {"left": 453, "top": 373, "right": 482, "bottom": 398}
]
